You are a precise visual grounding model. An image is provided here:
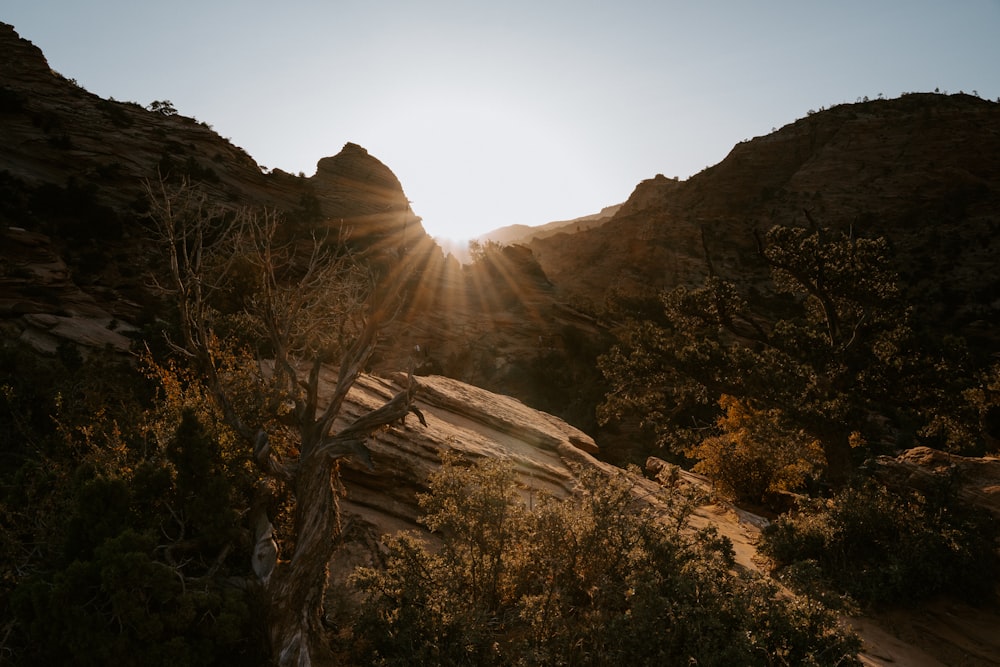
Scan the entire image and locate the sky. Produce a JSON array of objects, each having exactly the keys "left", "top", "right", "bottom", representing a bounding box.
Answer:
[{"left": 5, "top": 1, "right": 1000, "bottom": 242}]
